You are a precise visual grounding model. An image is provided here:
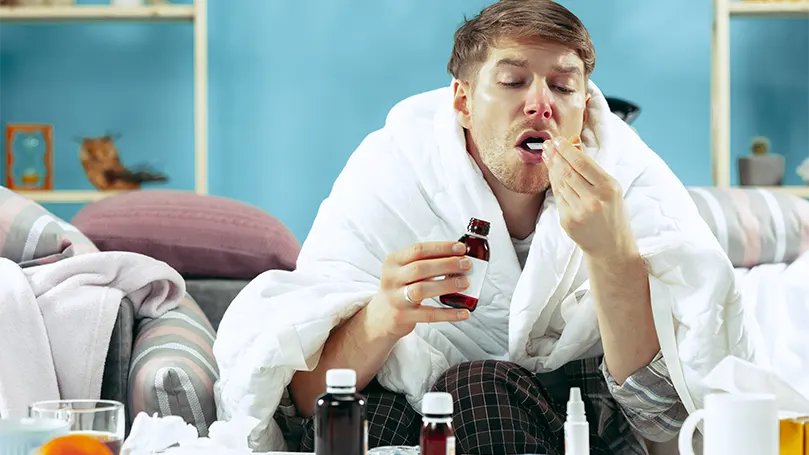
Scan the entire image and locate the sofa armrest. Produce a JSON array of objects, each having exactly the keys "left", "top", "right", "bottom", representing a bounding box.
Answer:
[
  {"left": 101, "top": 297, "right": 135, "bottom": 434},
  {"left": 128, "top": 293, "right": 219, "bottom": 437}
]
